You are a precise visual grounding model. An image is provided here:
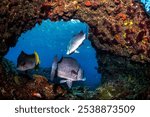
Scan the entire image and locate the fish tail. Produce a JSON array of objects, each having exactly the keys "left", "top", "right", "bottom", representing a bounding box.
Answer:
[
  {"left": 34, "top": 51, "right": 40, "bottom": 65},
  {"left": 66, "top": 80, "right": 73, "bottom": 89}
]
